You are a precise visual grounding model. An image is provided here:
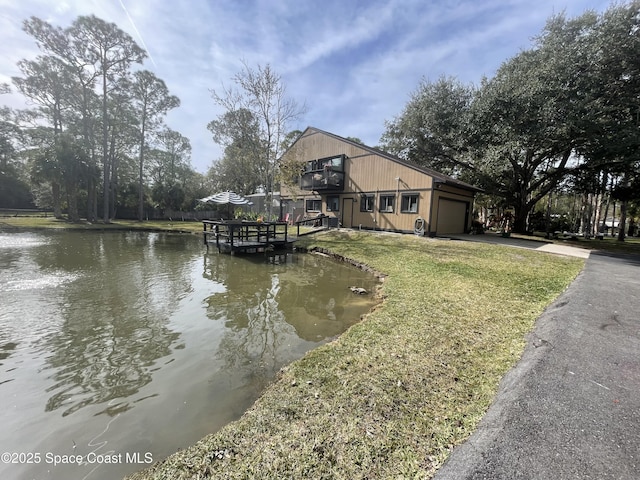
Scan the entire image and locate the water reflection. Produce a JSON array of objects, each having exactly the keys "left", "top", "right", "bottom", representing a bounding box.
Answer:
[
  {"left": 0, "top": 231, "right": 379, "bottom": 480},
  {"left": 204, "top": 253, "right": 374, "bottom": 340},
  {"left": 35, "top": 233, "right": 192, "bottom": 417},
  {"left": 0, "top": 342, "right": 18, "bottom": 368},
  {"left": 203, "top": 252, "right": 379, "bottom": 392},
  {"left": 42, "top": 318, "right": 179, "bottom": 417}
]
